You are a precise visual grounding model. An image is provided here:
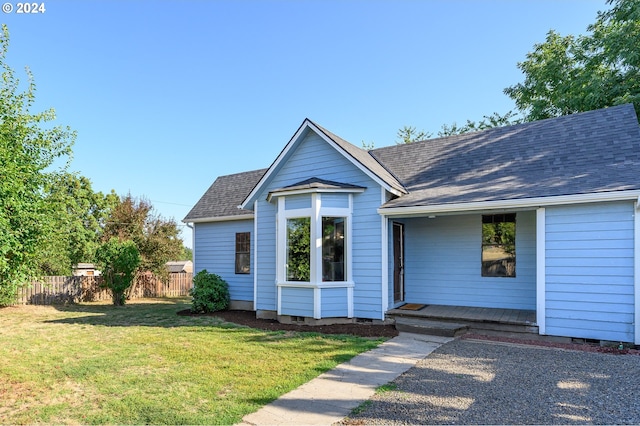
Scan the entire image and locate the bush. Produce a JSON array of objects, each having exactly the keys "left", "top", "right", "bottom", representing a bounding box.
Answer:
[
  {"left": 190, "top": 270, "right": 230, "bottom": 313},
  {"left": 95, "top": 238, "right": 140, "bottom": 306}
]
